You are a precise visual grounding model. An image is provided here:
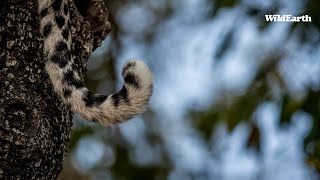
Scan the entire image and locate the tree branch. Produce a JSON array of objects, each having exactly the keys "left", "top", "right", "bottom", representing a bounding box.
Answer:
[{"left": 0, "top": 0, "right": 110, "bottom": 179}]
